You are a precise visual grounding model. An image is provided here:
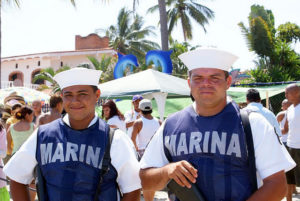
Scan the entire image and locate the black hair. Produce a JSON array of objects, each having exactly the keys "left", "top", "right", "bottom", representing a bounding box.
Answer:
[
  {"left": 15, "top": 106, "right": 33, "bottom": 120},
  {"left": 12, "top": 103, "right": 22, "bottom": 111},
  {"left": 91, "top": 86, "right": 99, "bottom": 92},
  {"left": 50, "top": 95, "right": 63, "bottom": 108},
  {"left": 141, "top": 110, "right": 152, "bottom": 115},
  {"left": 102, "top": 100, "right": 124, "bottom": 120},
  {"left": 246, "top": 88, "right": 261, "bottom": 102}
]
